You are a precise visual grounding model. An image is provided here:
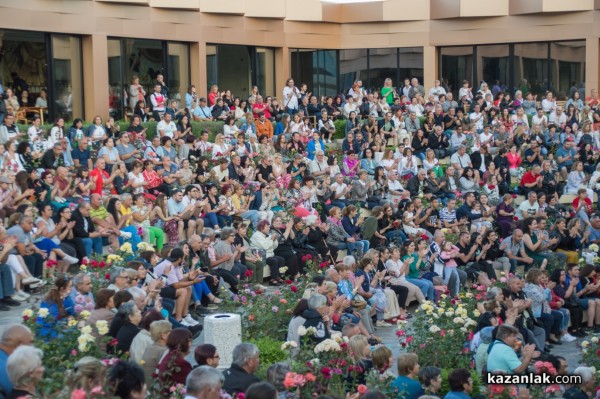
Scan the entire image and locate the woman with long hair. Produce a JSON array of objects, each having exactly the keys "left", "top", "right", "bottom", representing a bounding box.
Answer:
[
  {"left": 150, "top": 193, "right": 179, "bottom": 245},
  {"left": 38, "top": 274, "right": 76, "bottom": 337},
  {"left": 520, "top": 218, "right": 549, "bottom": 270},
  {"left": 550, "top": 268, "right": 585, "bottom": 338},
  {"left": 131, "top": 193, "right": 165, "bottom": 250},
  {"left": 384, "top": 246, "right": 424, "bottom": 307}
]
